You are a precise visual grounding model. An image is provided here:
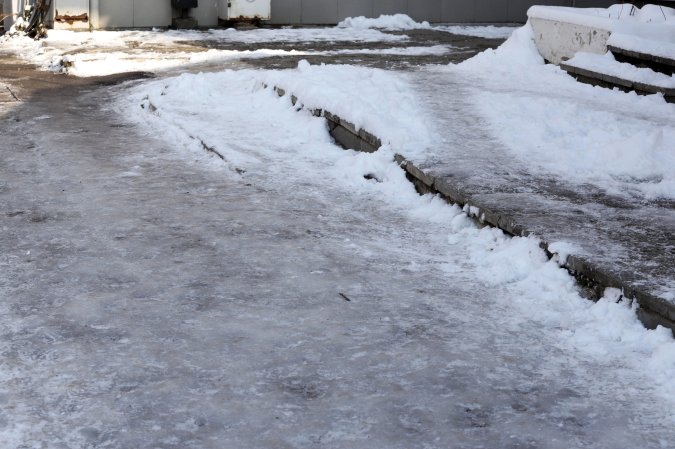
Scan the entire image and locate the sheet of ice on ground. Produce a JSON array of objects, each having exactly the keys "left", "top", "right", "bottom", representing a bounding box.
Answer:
[
  {"left": 443, "top": 24, "right": 675, "bottom": 200},
  {"left": 120, "top": 68, "right": 675, "bottom": 438}
]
